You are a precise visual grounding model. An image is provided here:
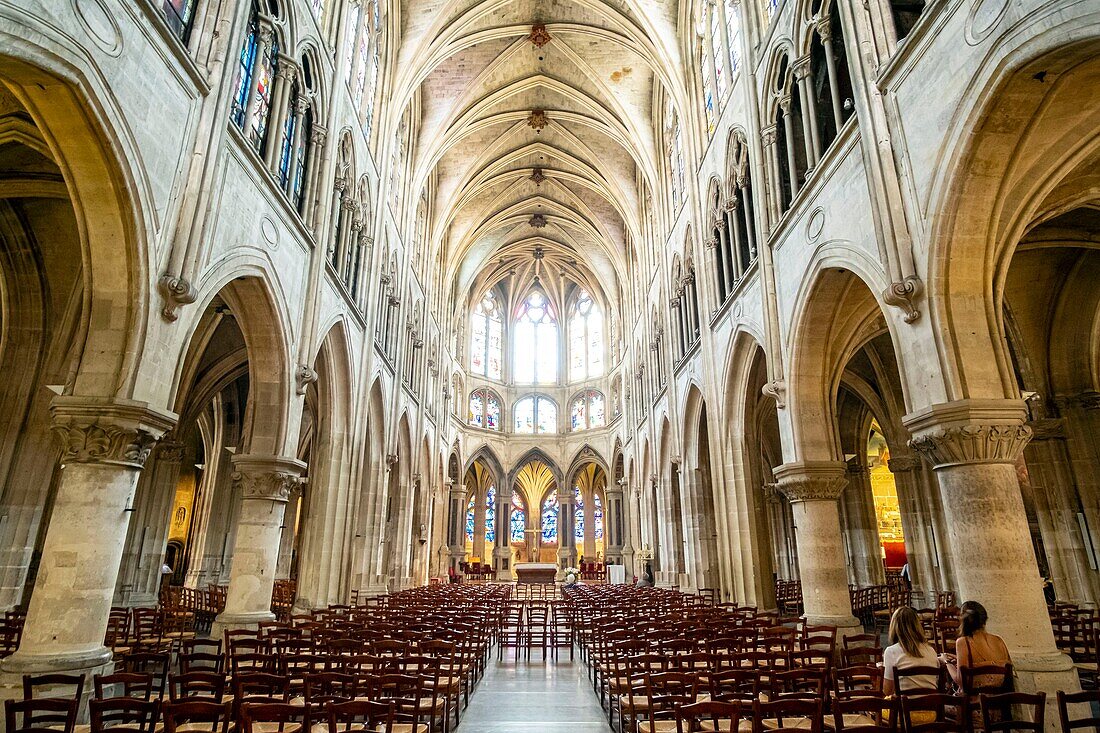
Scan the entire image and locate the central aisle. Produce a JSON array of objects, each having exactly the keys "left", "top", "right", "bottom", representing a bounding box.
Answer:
[{"left": 460, "top": 654, "right": 608, "bottom": 732}]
